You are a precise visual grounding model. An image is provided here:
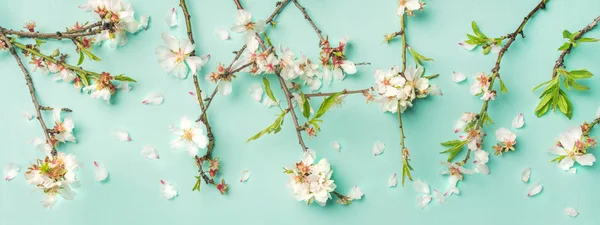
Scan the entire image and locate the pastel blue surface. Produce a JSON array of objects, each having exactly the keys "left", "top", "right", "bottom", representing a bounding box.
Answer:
[{"left": 1, "top": 0, "right": 600, "bottom": 224}]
